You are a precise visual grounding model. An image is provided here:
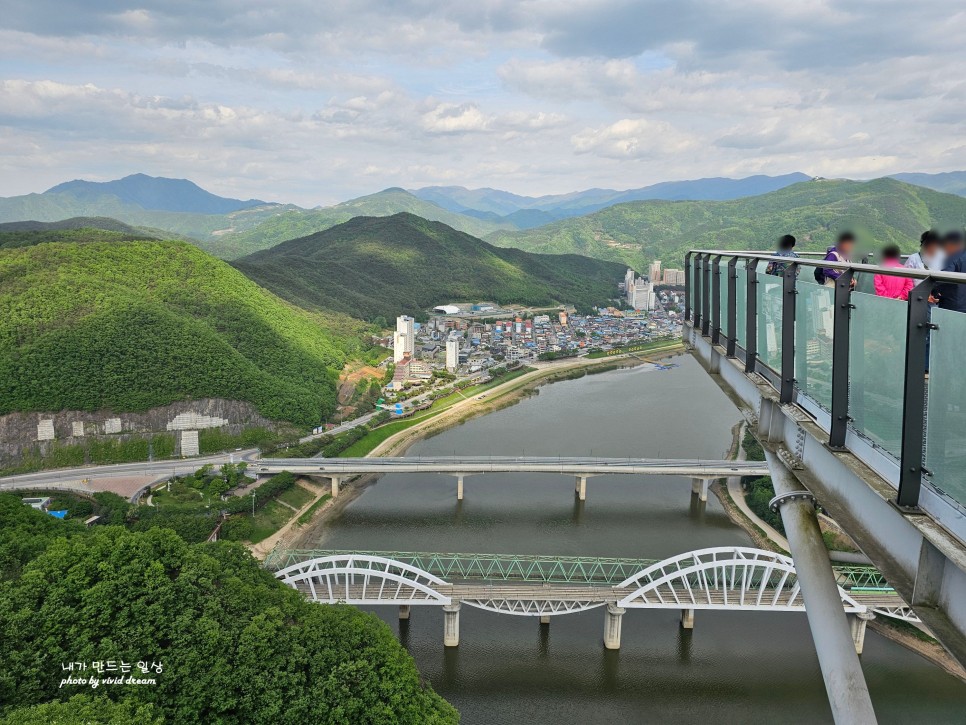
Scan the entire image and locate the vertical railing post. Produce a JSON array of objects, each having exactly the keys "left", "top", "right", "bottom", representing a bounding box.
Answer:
[
  {"left": 701, "top": 254, "right": 711, "bottom": 336},
  {"left": 745, "top": 259, "right": 759, "bottom": 373},
  {"left": 828, "top": 270, "right": 854, "bottom": 449},
  {"left": 684, "top": 252, "right": 693, "bottom": 323},
  {"left": 779, "top": 263, "right": 798, "bottom": 404},
  {"left": 726, "top": 257, "right": 738, "bottom": 358},
  {"left": 692, "top": 253, "right": 703, "bottom": 331},
  {"left": 896, "top": 278, "right": 935, "bottom": 510},
  {"left": 711, "top": 254, "right": 723, "bottom": 345}
]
